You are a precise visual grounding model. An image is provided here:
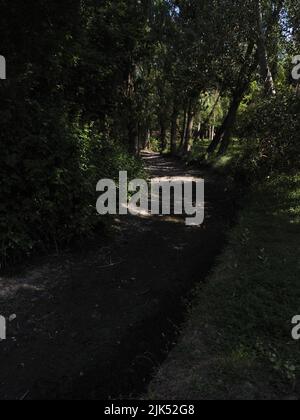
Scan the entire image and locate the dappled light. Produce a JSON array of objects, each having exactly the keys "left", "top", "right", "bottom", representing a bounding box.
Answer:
[{"left": 0, "top": 0, "right": 299, "bottom": 403}]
